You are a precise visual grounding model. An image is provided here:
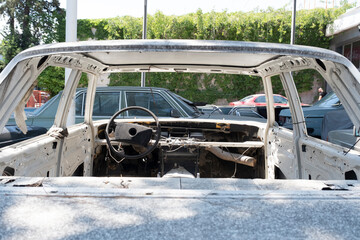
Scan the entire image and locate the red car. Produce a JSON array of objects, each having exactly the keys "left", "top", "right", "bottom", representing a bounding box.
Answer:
[{"left": 229, "top": 94, "right": 290, "bottom": 107}]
